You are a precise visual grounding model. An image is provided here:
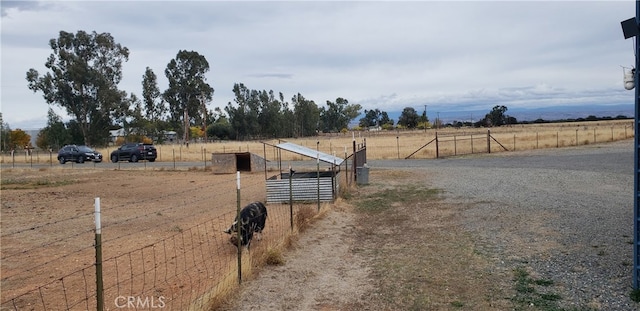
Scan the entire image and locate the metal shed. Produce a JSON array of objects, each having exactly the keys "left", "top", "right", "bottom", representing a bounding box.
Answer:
[{"left": 264, "top": 142, "right": 344, "bottom": 204}]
